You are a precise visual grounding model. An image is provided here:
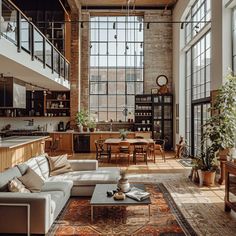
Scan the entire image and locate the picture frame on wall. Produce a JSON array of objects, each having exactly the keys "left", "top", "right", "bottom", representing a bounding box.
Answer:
[{"left": 151, "top": 88, "right": 158, "bottom": 94}]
